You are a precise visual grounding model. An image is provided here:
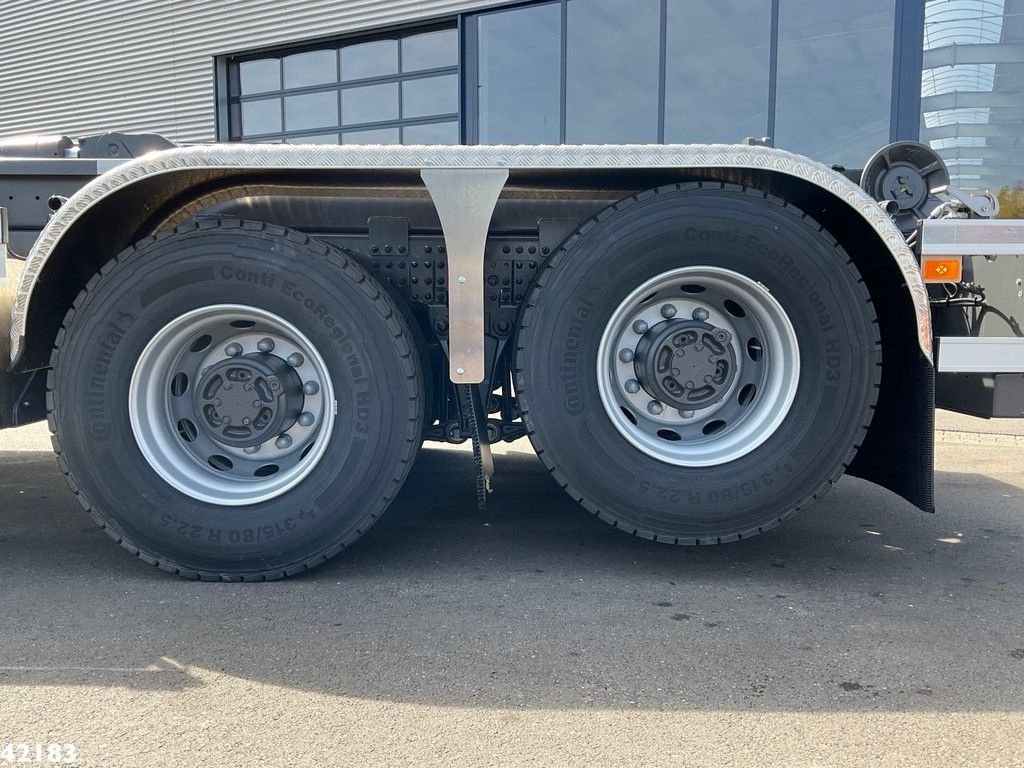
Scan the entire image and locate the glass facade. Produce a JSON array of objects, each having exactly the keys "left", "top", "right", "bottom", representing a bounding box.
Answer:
[
  {"left": 564, "top": 0, "right": 662, "bottom": 143},
  {"left": 222, "top": 0, "right": 1024, "bottom": 193},
  {"left": 775, "top": 0, "right": 896, "bottom": 164},
  {"left": 477, "top": 2, "right": 561, "bottom": 144},
  {"left": 921, "top": 0, "right": 1024, "bottom": 200},
  {"left": 663, "top": 0, "right": 771, "bottom": 144},
  {"left": 468, "top": 0, "right": 896, "bottom": 164}
]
